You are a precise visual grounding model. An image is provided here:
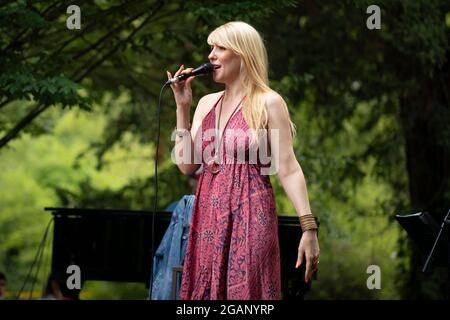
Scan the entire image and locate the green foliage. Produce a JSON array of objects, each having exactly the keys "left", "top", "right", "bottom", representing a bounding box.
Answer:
[
  {"left": 0, "top": 1, "right": 48, "bottom": 29},
  {"left": 0, "top": 69, "right": 90, "bottom": 110},
  {"left": 81, "top": 281, "right": 149, "bottom": 300},
  {"left": 0, "top": 98, "right": 161, "bottom": 298},
  {"left": 0, "top": 0, "right": 449, "bottom": 299},
  {"left": 186, "top": 0, "right": 297, "bottom": 21}
]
